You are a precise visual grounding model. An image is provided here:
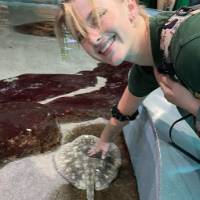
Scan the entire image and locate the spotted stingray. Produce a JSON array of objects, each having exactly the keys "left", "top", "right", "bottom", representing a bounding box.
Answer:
[{"left": 54, "top": 135, "right": 121, "bottom": 200}]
